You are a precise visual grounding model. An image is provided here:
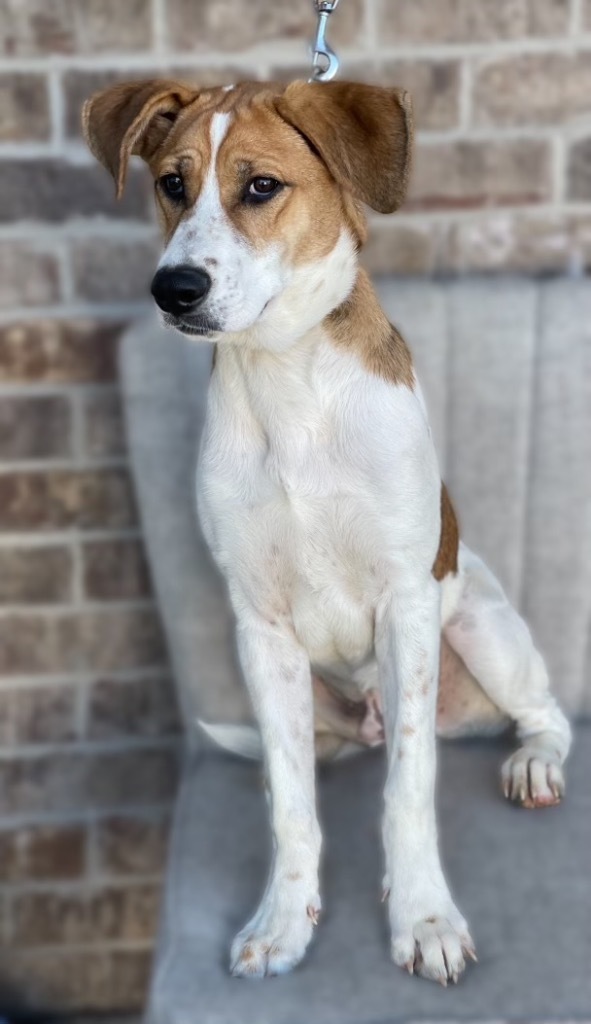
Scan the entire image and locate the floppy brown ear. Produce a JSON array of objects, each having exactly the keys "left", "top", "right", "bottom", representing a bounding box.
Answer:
[
  {"left": 82, "top": 79, "right": 198, "bottom": 198},
  {"left": 275, "top": 81, "right": 413, "bottom": 214}
]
